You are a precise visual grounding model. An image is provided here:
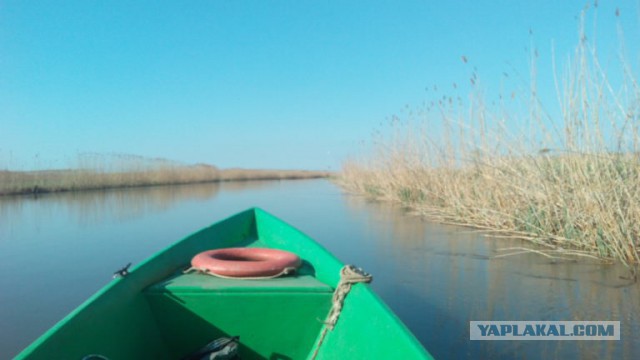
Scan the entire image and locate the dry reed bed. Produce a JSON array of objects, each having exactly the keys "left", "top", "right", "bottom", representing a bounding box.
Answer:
[
  {"left": 339, "top": 12, "right": 640, "bottom": 266},
  {"left": 0, "top": 166, "right": 329, "bottom": 196},
  {"left": 341, "top": 153, "right": 640, "bottom": 265}
]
